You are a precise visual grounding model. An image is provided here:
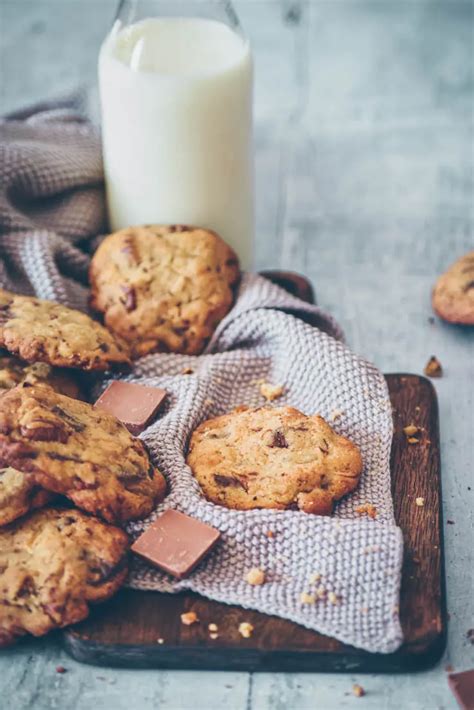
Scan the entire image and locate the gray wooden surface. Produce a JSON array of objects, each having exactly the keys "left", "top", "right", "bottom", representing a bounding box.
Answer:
[{"left": 1, "top": 1, "right": 473, "bottom": 708}]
